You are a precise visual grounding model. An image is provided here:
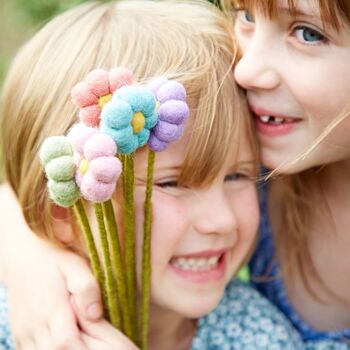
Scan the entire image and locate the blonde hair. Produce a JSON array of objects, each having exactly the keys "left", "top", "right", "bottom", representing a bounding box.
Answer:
[
  {"left": 222, "top": 0, "right": 350, "bottom": 299},
  {"left": 0, "top": 0, "right": 258, "bottom": 244}
]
